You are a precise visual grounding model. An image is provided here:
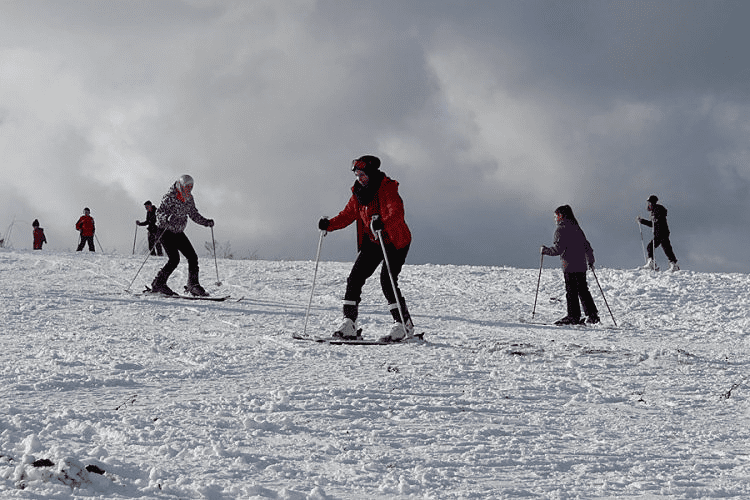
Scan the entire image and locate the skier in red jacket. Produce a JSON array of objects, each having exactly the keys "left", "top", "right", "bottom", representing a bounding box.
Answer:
[
  {"left": 75, "top": 208, "right": 95, "bottom": 252},
  {"left": 32, "top": 219, "right": 47, "bottom": 250},
  {"left": 318, "top": 155, "right": 414, "bottom": 342}
]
